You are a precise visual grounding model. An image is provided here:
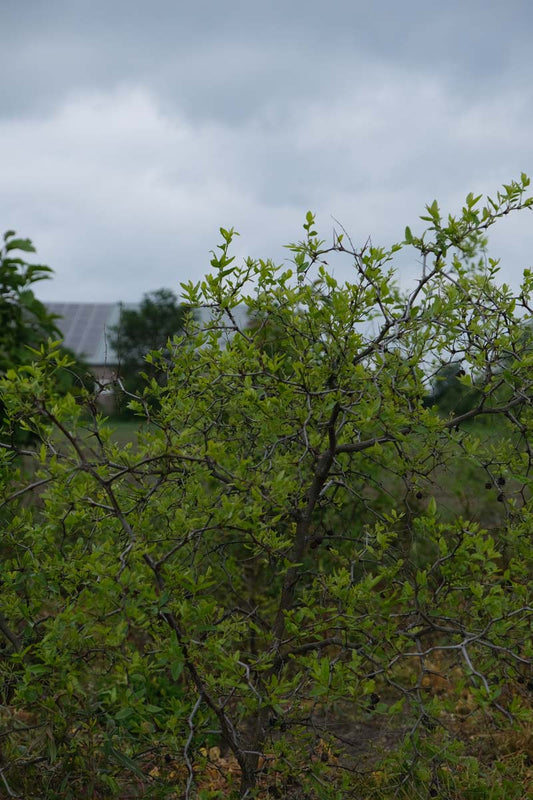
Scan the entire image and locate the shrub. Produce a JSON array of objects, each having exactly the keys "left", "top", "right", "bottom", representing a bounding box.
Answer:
[{"left": 1, "top": 181, "right": 533, "bottom": 798}]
